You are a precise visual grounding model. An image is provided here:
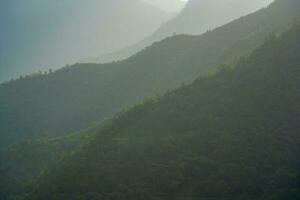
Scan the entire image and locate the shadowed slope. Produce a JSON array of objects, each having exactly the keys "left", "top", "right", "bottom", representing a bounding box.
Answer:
[
  {"left": 0, "top": 0, "right": 299, "bottom": 149},
  {"left": 28, "top": 19, "right": 300, "bottom": 200}
]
